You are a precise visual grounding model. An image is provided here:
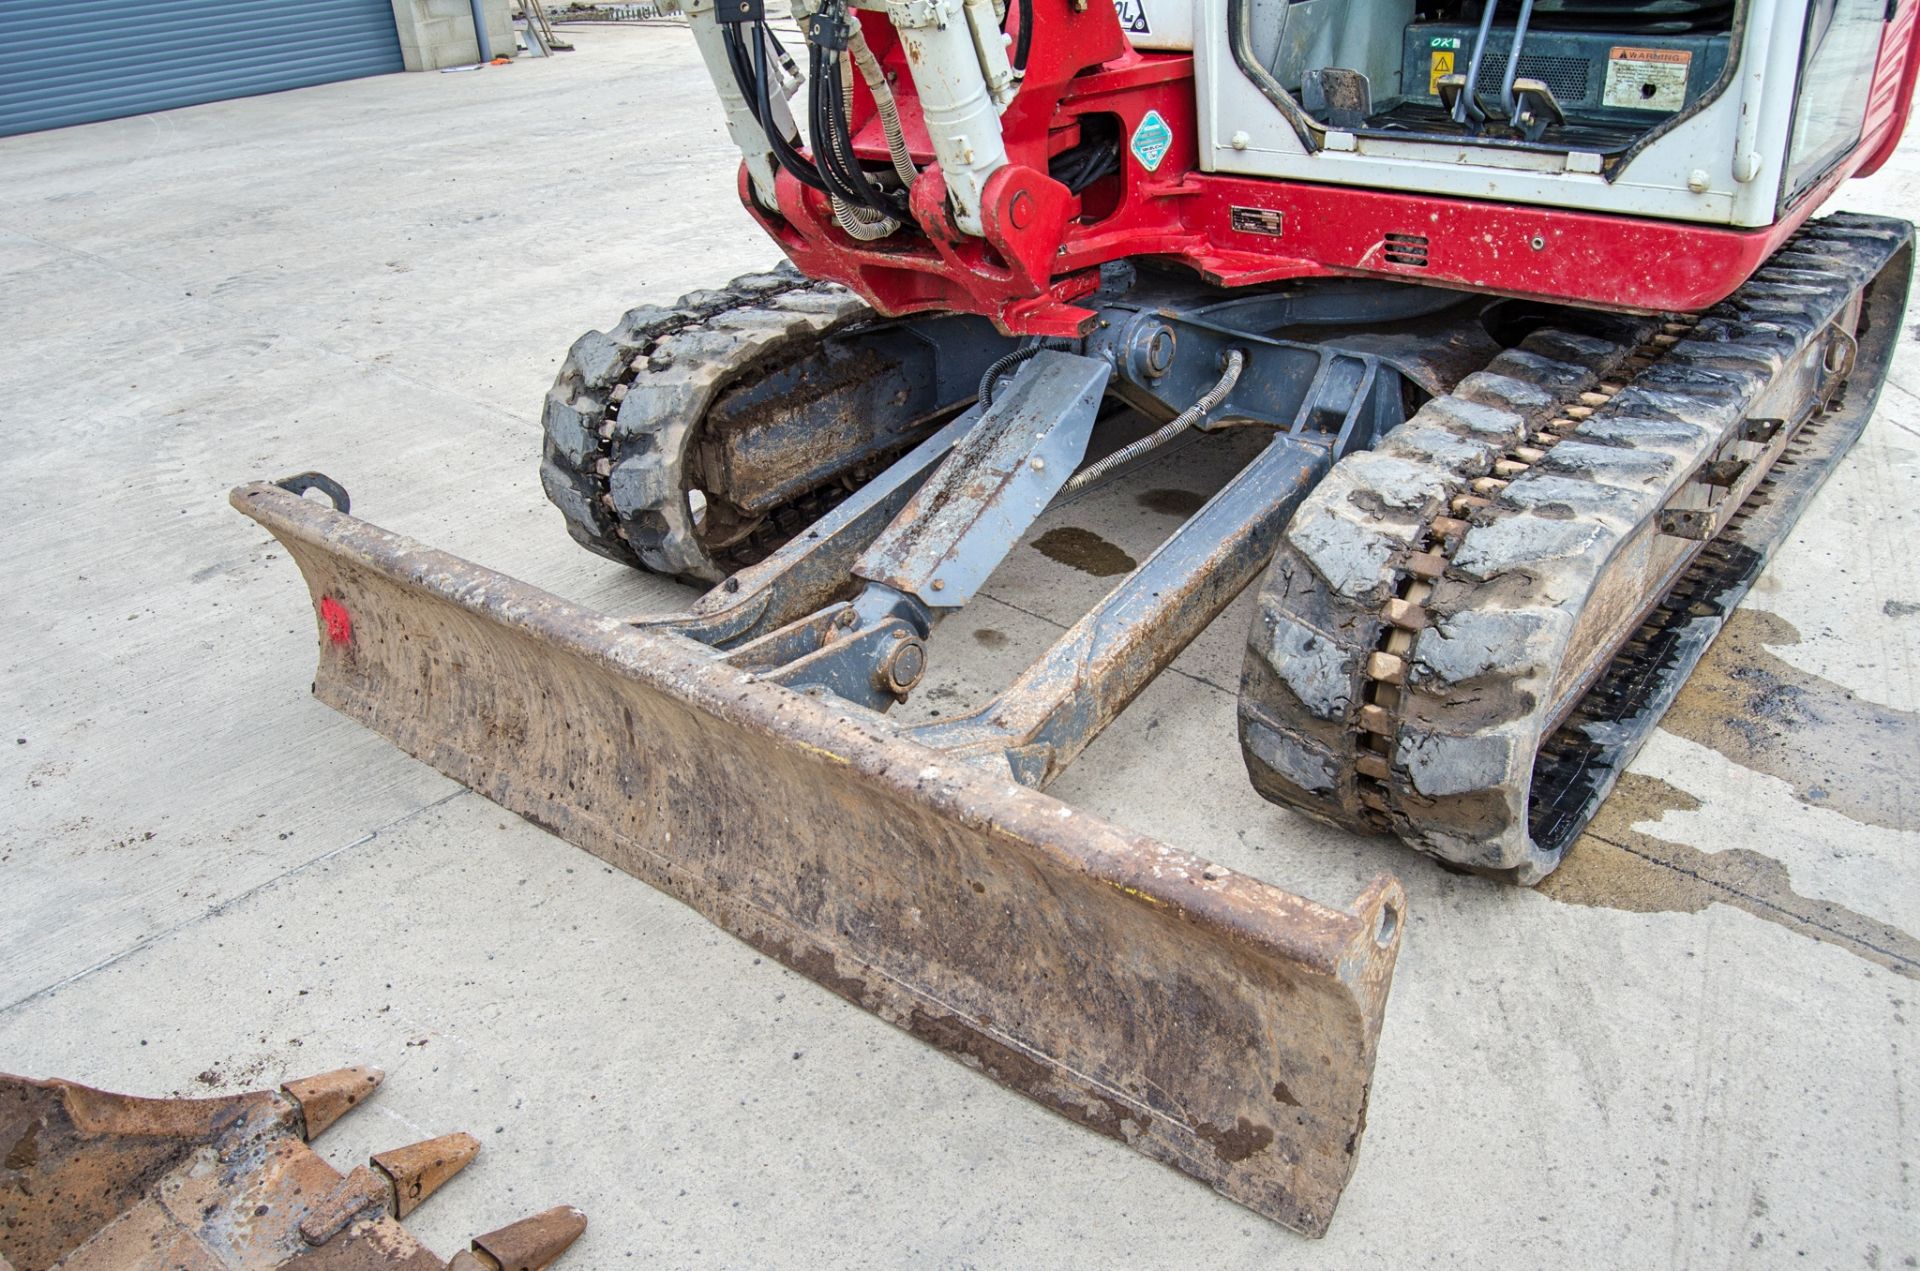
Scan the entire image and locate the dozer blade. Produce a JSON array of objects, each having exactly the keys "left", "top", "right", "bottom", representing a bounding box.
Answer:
[
  {"left": 229, "top": 480, "right": 1404, "bottom": 1237},
  {"left": 0, "top": 1066, "right": 584, "bottom": 1270}
]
